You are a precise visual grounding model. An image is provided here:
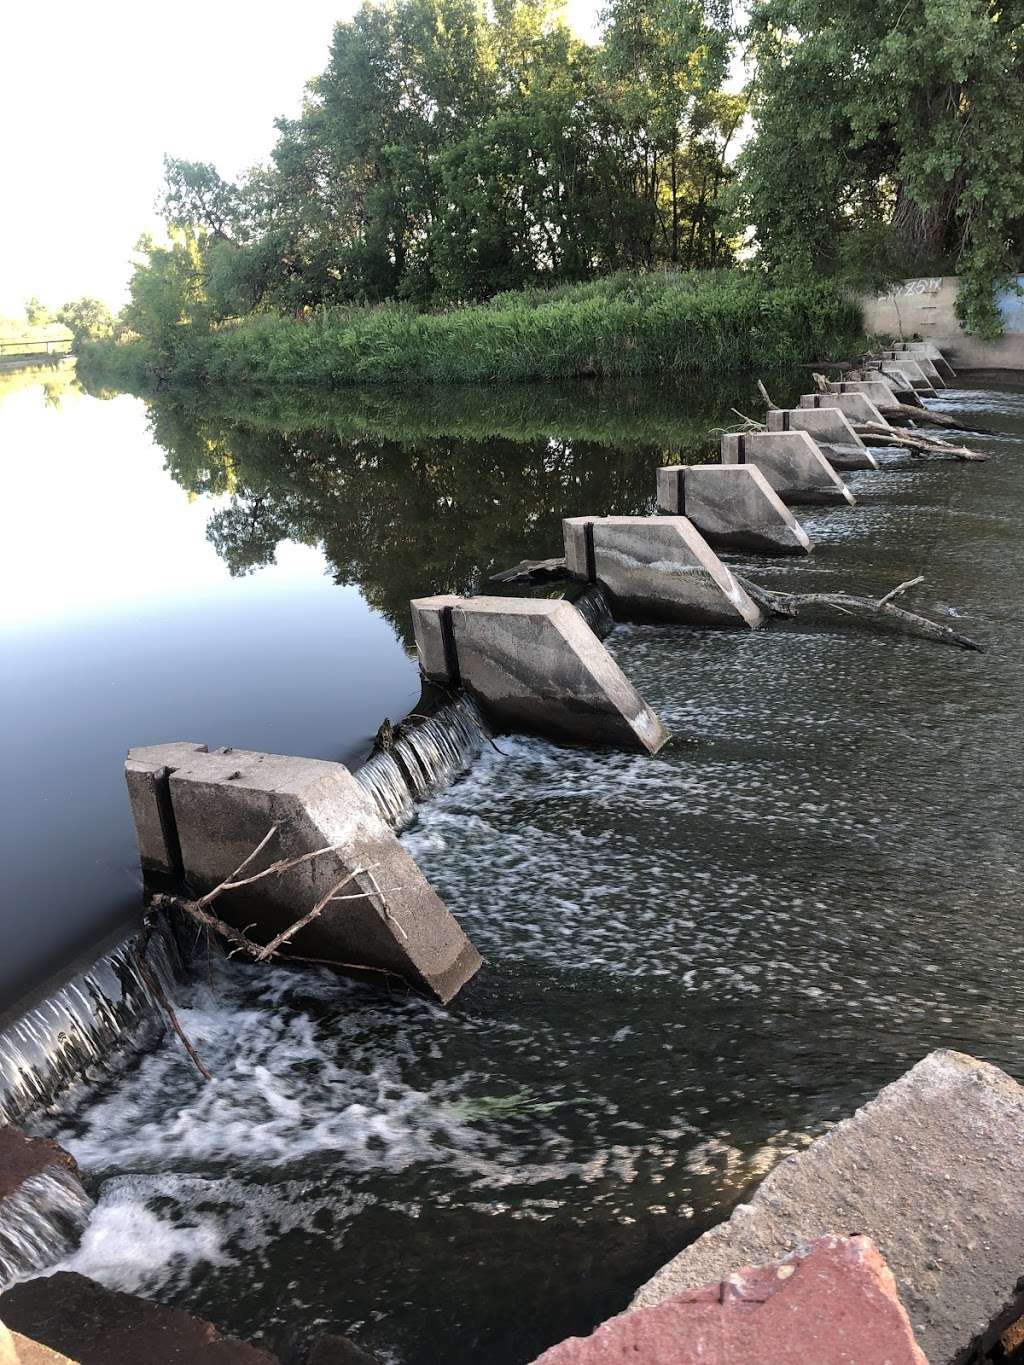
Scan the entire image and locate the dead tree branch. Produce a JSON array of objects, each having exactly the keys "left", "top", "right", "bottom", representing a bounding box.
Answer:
[
  {"left": 855, "top": 422, "right": 988, "bottom": 461},
  {"left": 133, "top": 947, "right": 213, "bottom": 1081},
  {"left": 735, "top": 574, "right": 983, "bottom": 652}
]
